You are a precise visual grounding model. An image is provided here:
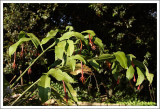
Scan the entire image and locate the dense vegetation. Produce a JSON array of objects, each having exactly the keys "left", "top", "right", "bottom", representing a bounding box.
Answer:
[{"left": 3, "top": 3, "right": 157, "bottom": 106}]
